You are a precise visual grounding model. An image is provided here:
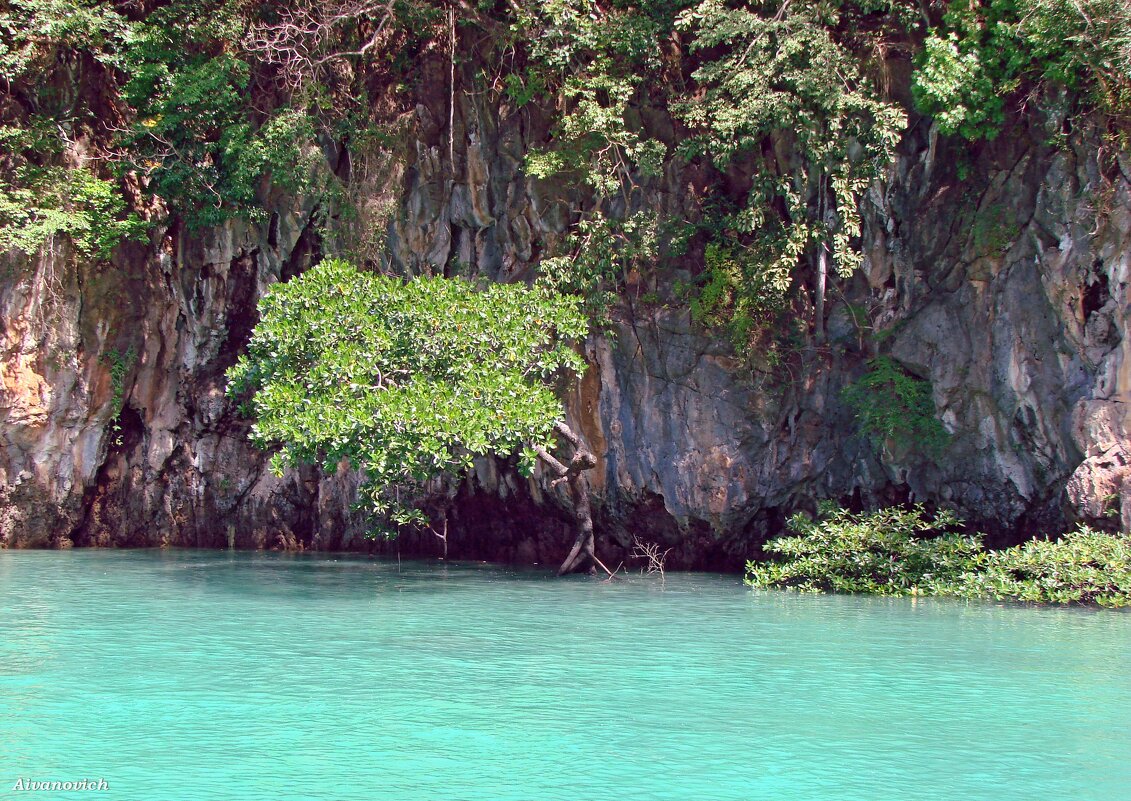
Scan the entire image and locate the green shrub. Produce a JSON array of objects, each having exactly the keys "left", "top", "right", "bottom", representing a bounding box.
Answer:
[
  {"left": 843, "top": 356, "right": 950, "bottom": 455},
  {"left": 515, "top": 0, "right": 674, "bottom": 197},
  {"left": 0, "top": 0, "right": 144, "bottom": 259},
  {"left": 676, "top": 0, "right": 906, "bottom": 304},
  {"left": 959, "top": 527, "right": 1131, "bottom": 608},
  {"left": 537, "top": 210, "right": 660, "bottom": 323},
  {"left": 0, "top": 0, "right": 130, "bottom": 82},
  {"left": 117, "top": 1, "right": 327, "bottom": 228},
  {"left": 121, "top": 47, "right": 261, "bottom": 228},
  {"left": 100, "top": 345, "right": 137, "bottom": 414},
  {"left": 746, "top": 505, "right": 984, "bottom": 596},
  {"left": 688, "top": 240, "right": 792, "bottom": 360},
  {"left": 747, "top": 505, "right": 1131, "bottom": 608}
]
